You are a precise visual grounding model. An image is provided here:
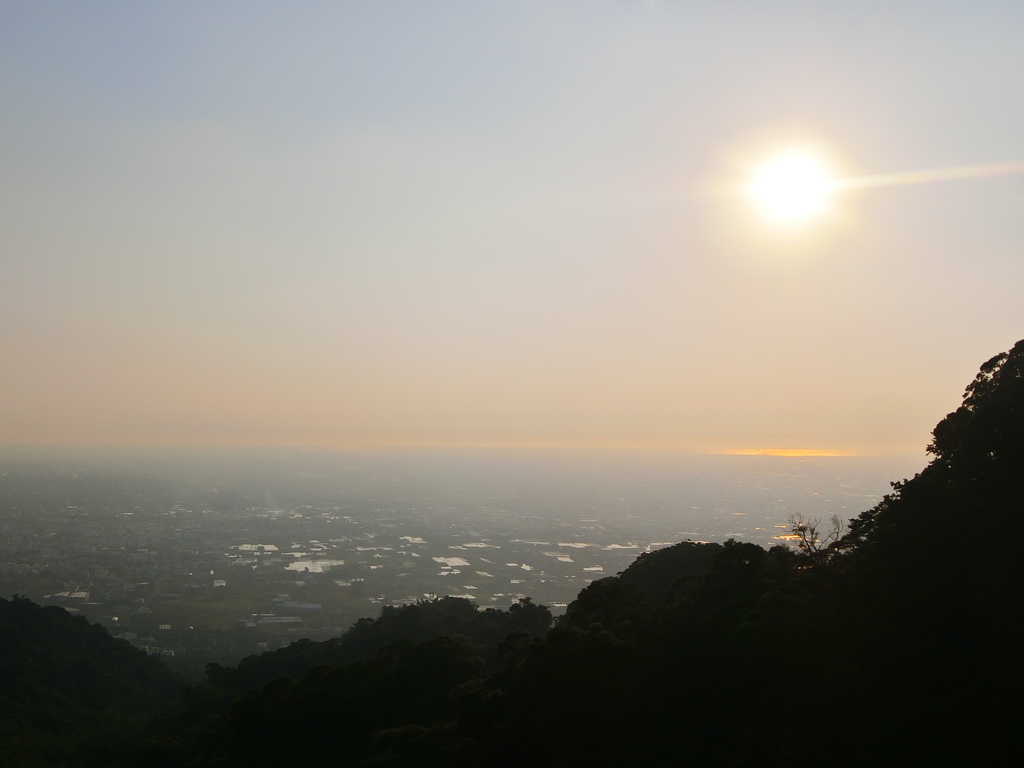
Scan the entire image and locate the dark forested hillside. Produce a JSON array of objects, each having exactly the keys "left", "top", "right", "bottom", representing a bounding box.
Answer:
[
  {"left": 202, "top": 594, "right": 553, "bottom": 693},
  {"left": 0, "top": 596, "right": 184, "bottom": 766},
  {"left": 828, "top": 339, "right": 1024, "bottom": 764},
  {"left": 4, "top": 340, "right": 1023, "bottom": 767}
]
